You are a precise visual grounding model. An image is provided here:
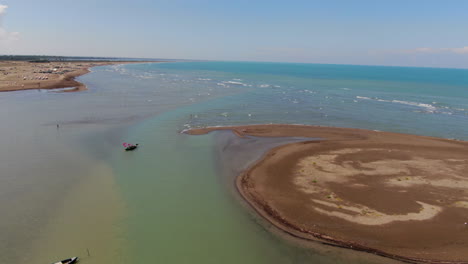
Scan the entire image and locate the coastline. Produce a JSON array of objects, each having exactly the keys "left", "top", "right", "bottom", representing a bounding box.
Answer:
[
  {"left": 187, "top": 124, "right": 468, "bottom": 264},
  {"left": 0, "top": 60, "right": 163, "bottom": 93}
]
